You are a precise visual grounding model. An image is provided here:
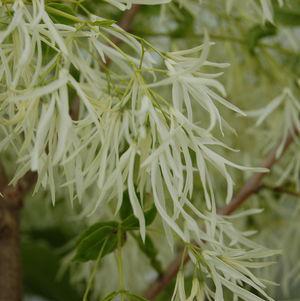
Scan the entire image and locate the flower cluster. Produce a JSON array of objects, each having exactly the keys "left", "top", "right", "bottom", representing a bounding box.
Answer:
[
  {"left": 226, "top": 0, "right": 284, "bottom": 22},
  {"left": 248, "top": 88, "right": 300, "bottom": 157},
  {"left": 173, "top": 211, "right": 278, "bottom": 301},
  {"left": 105, "top": 0, "right": 171, "bottom": 10},
  {"left": 0, "top": 1, "right": 278, "bottom": 300},
  {"left": 0, "top": 0, "right": 260, "bottom": 236}
]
